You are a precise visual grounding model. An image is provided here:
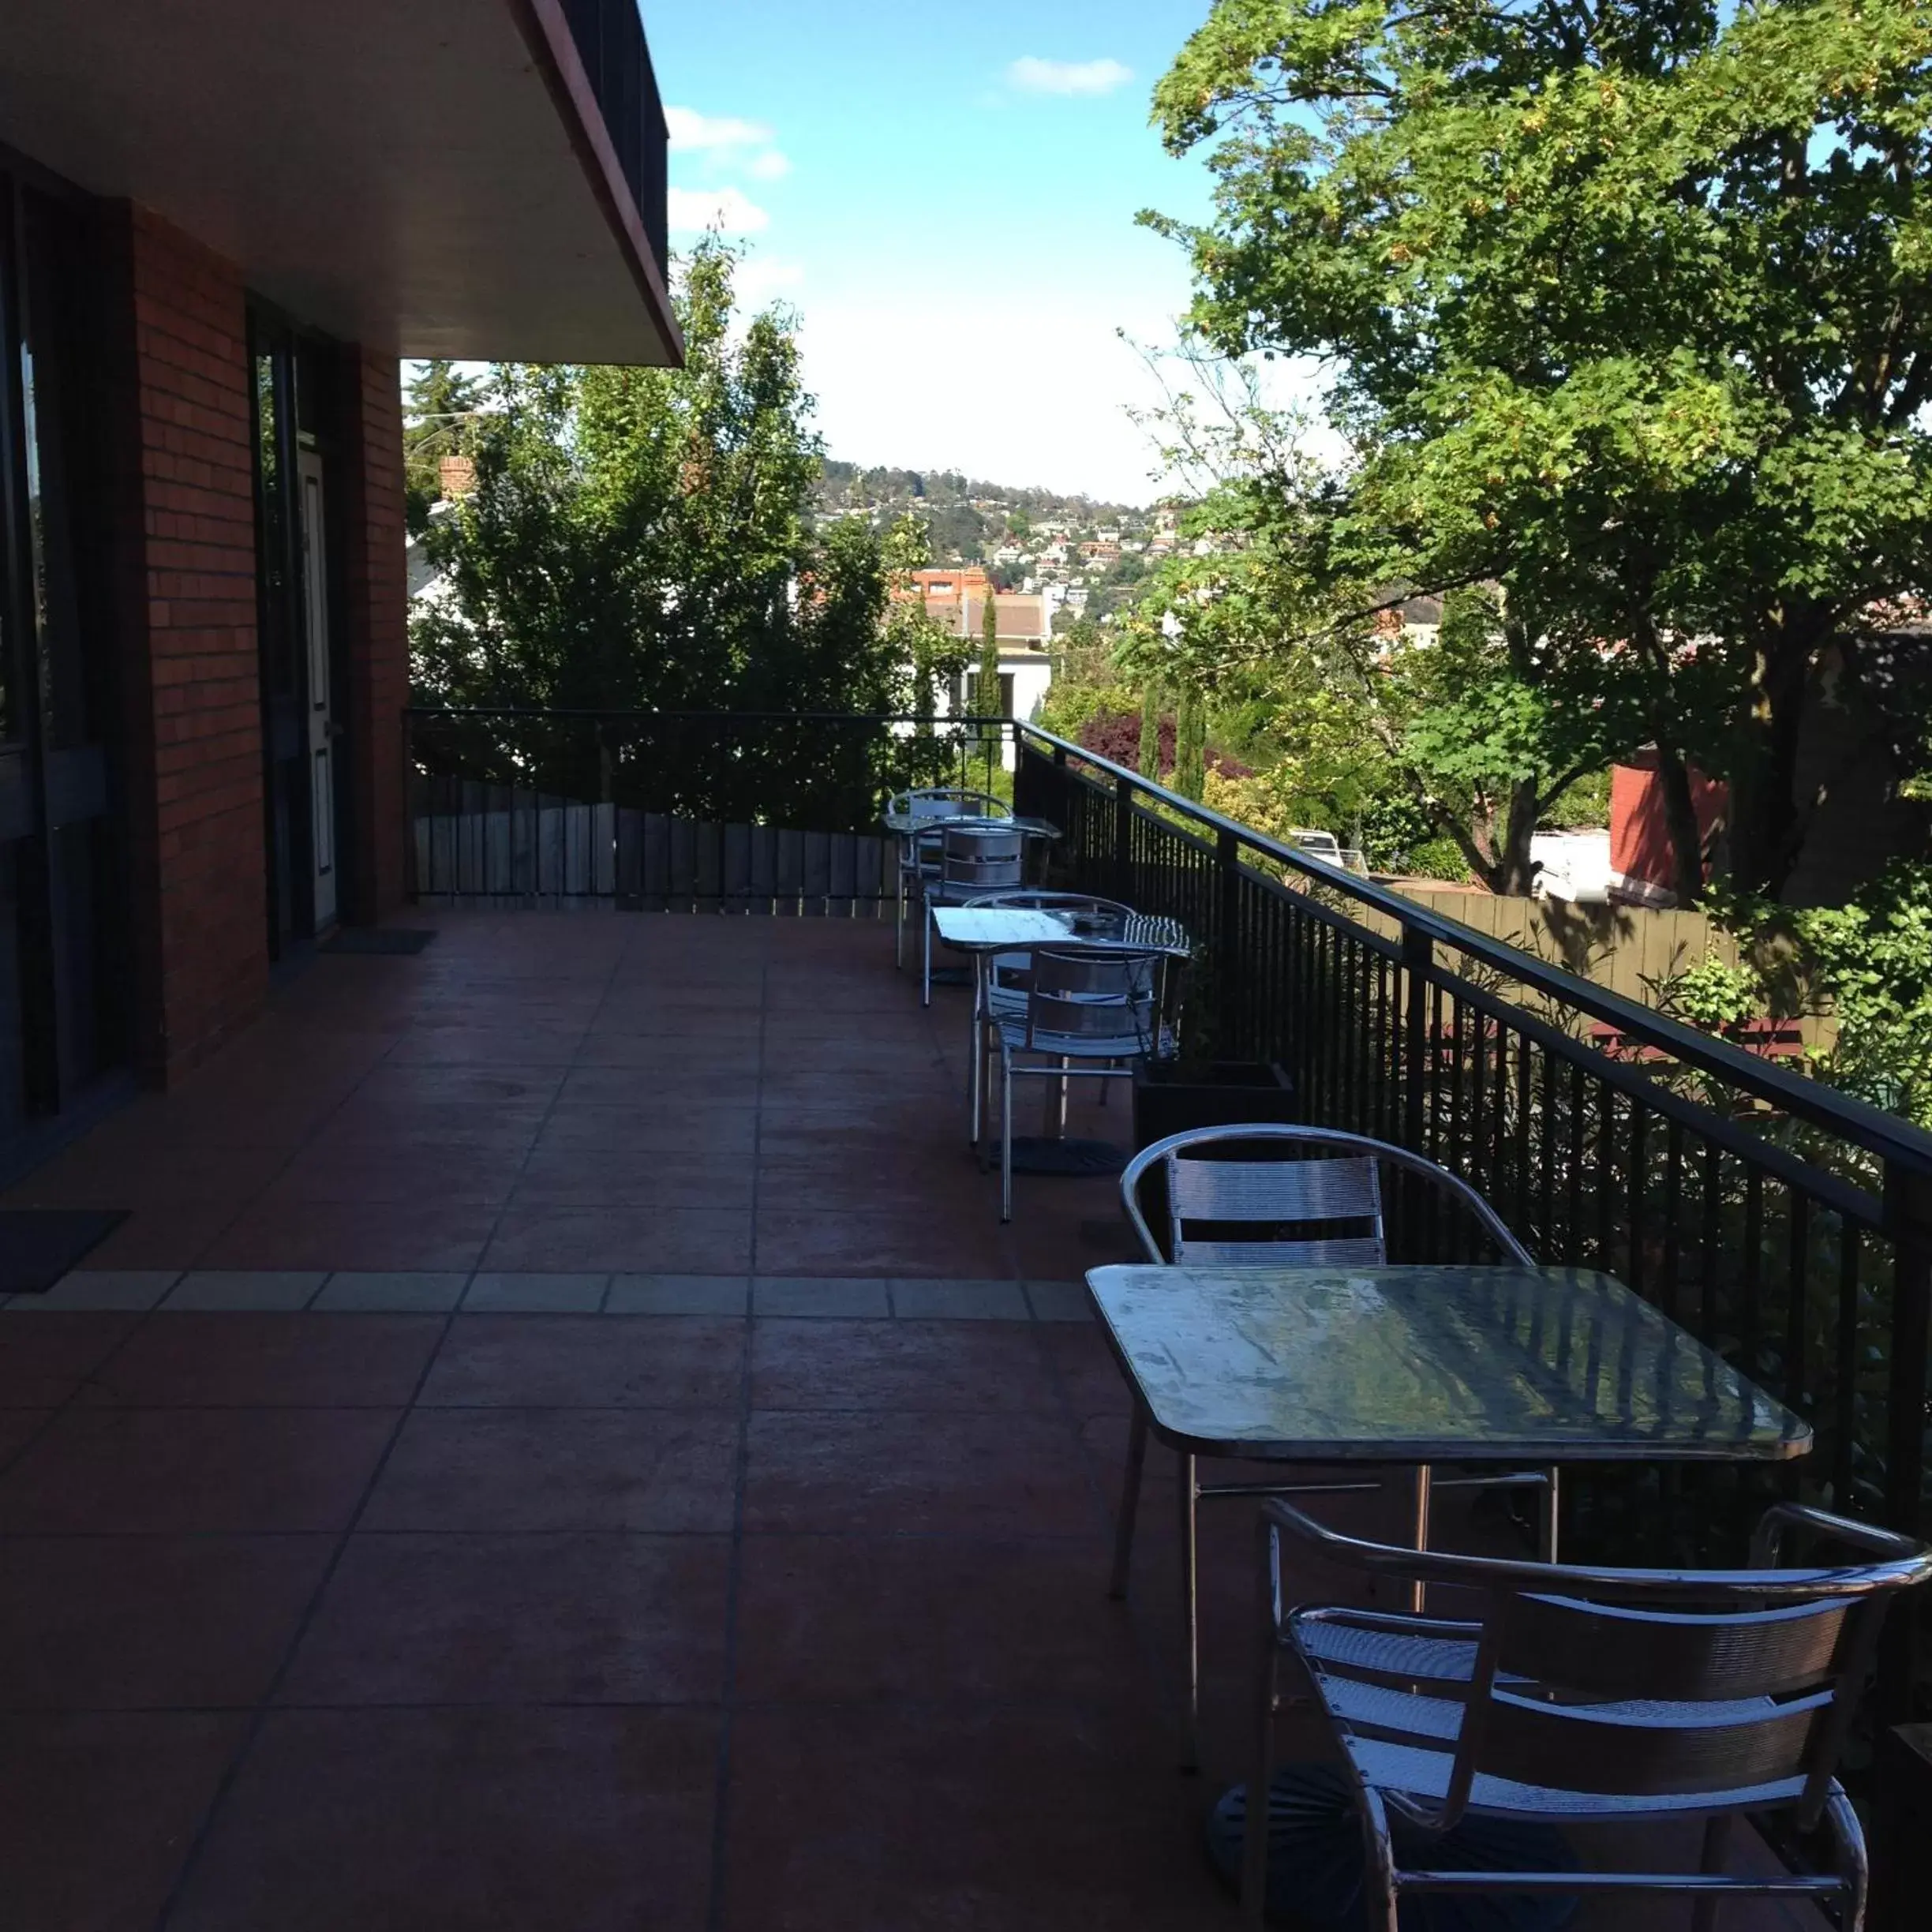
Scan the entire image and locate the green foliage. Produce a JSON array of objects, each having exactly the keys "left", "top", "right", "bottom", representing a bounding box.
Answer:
[
  {"left": 1035, "top": 676, "right": 1139, "bottom": 743},
  {"left": 1703, "top": 864, "right": 1932, "bottom": 1128},
  {"left": 882, "top": 515, "right": 971, "bottom": 725},
  {"left": 1138, "top": 683, "right": 1163, "bottom": 781},
  {"left": 1650, "top": 953, "right": 1768, "bottom": 1035},
  {"left": 1147, "top": 0, "right": 1932, "bottom": 899},
  {"left": 1544, "top": 769, "right": 1612, "bottom": 832},
  {"left": 412, "top": 238, "right": 909, "bottom": 720},
  {"left": 1787, "top": 867, "right": 1932, "bottom": 1129}
]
